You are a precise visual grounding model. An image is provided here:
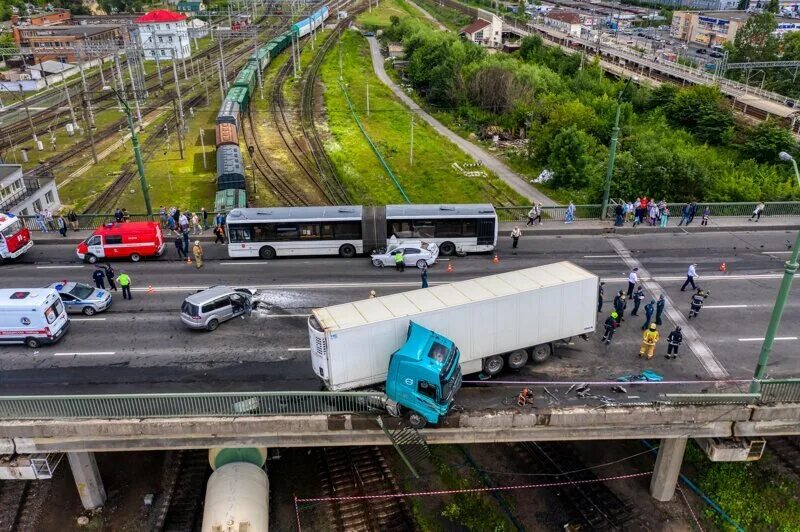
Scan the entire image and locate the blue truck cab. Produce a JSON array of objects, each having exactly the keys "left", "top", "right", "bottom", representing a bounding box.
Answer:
[{"left": 385, "top": 321, "right": 463, "bottom": 428}]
